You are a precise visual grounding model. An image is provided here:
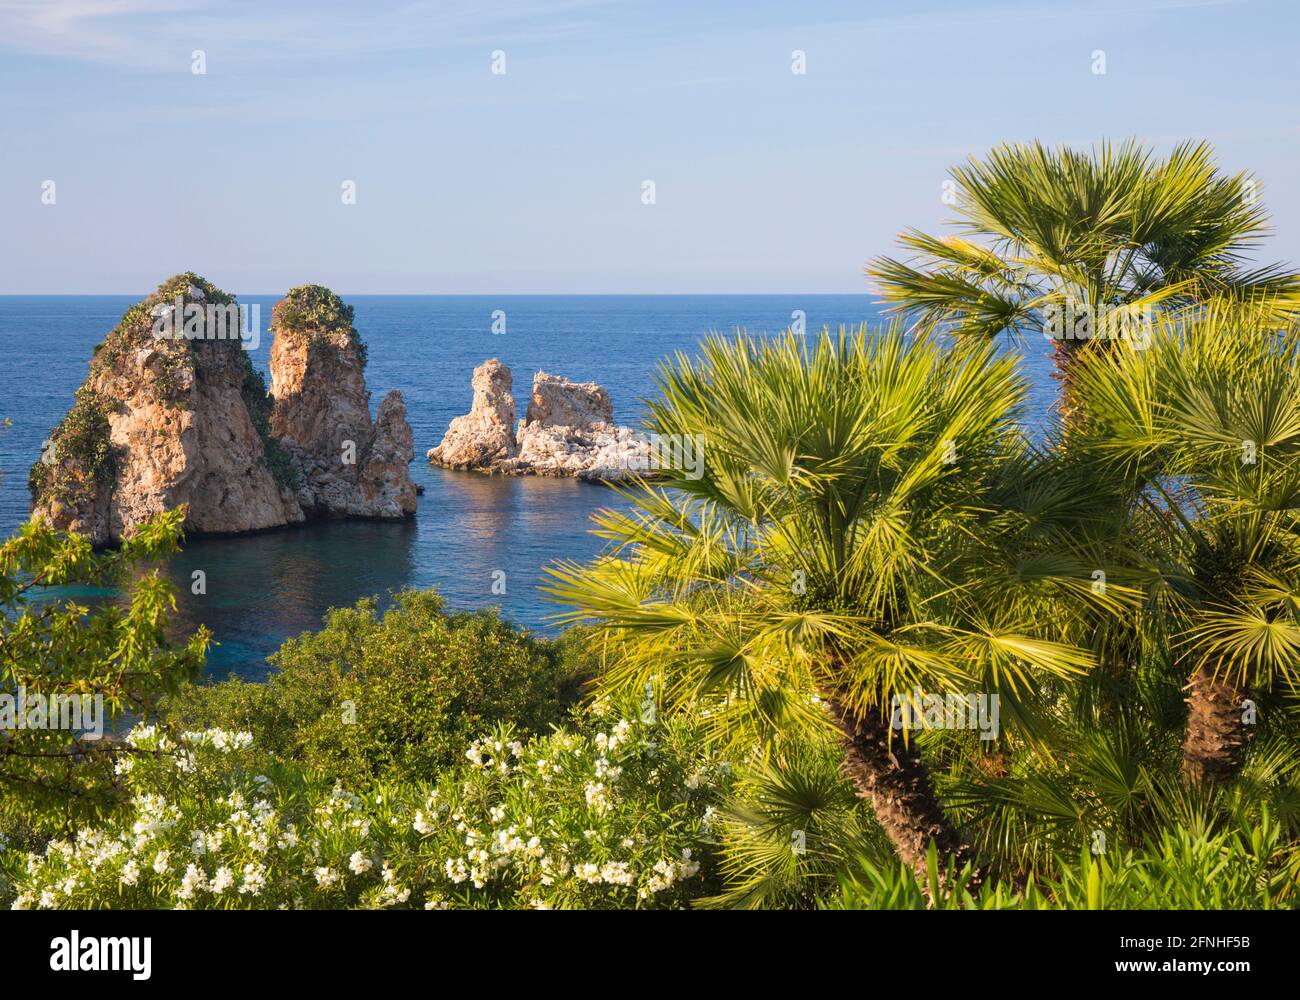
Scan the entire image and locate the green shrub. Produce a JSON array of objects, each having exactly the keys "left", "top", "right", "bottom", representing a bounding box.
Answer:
[
  {"left": 166, "top": 590, "right": 590, "bottom": 786},
  {"left": 273, "top": 284, "right": 354, "bottom": 336}
]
